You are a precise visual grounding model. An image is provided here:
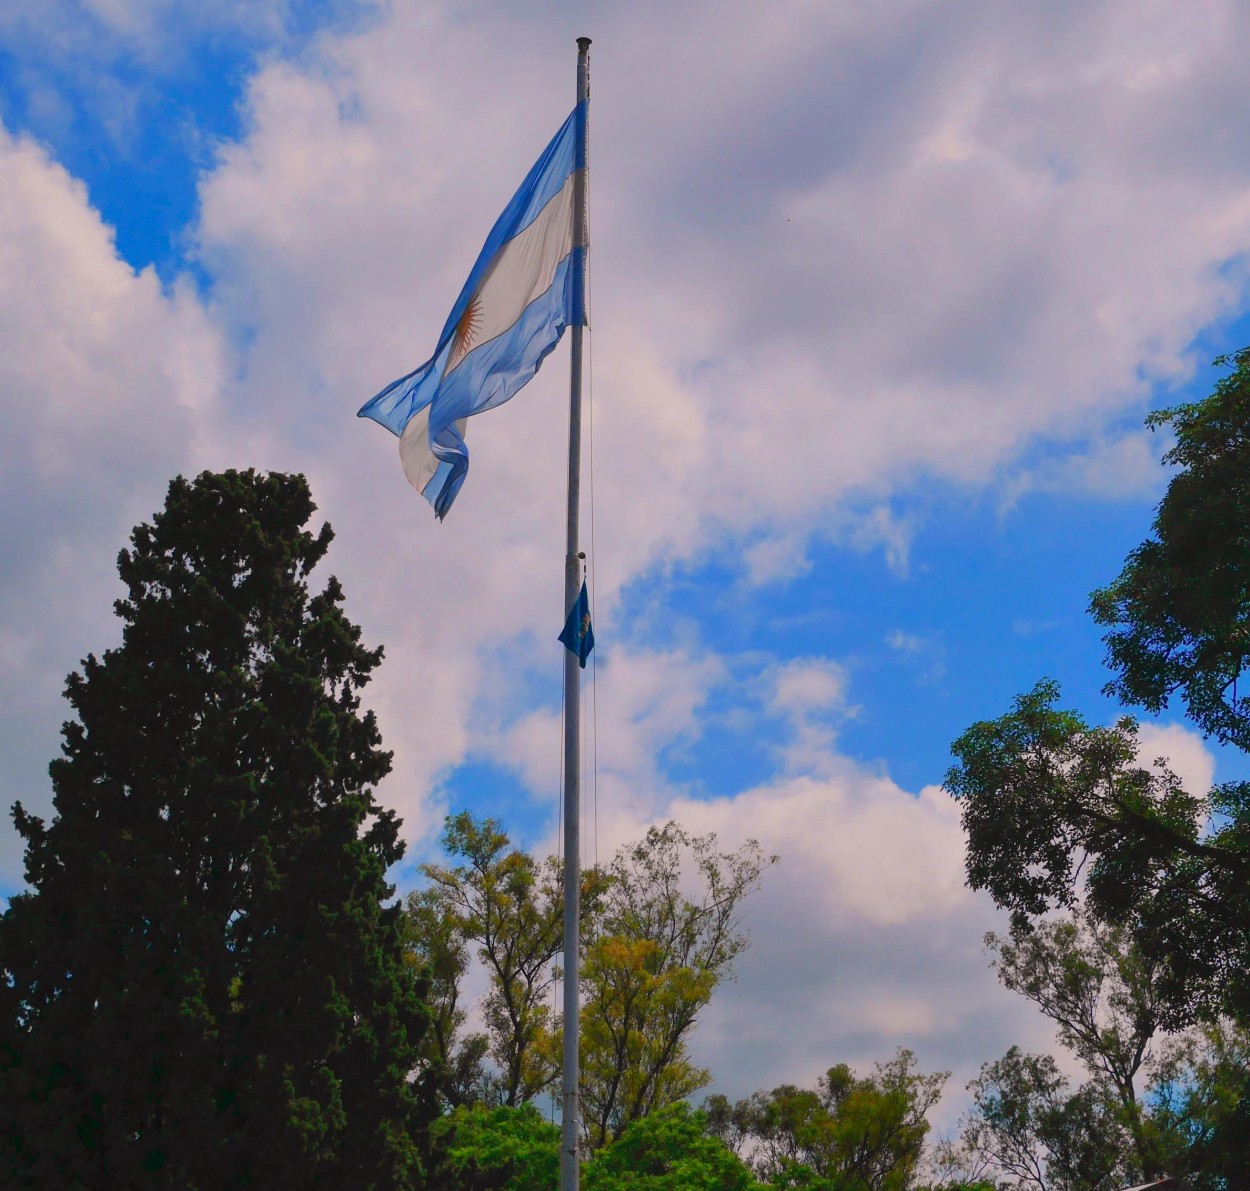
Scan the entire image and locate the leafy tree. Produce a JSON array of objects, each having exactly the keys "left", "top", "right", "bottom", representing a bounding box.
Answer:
[
  {"left": 1092, "top": 347, "right": 1250, "bottom": 750},
  {"left": 958, "top": 1048, "right": 1131, "bottom": 1191},
  {"left": 584, "top": 1102, "right": 763, "bottom": 1191},
  {"left": 432, "top": 1101, "right": 763, "bottom": 1190},
  {"left": 432, "top": 1102, "right": 560, "bottom": 1190},
  {"left": 707, "top": 1048, "right": 947, "bottom": 1190},
  {"left": 913, "top": 1175, "right": 999, "bottom": 1191},
  {"left": 1147, "top": 1020, "right": 1250, "bottom": 1189},
  {"left": 946, "top": 351, "right": 1250, "bottom": 1029},
  {"left": 985, "top": 911, "right": 1163, "bottom": 1177},
  {"left": 410, "top": 814, "right": 770, "bottom": 1145},
  {"left": 418, "top": 813, "right": 572, "bottom": 1108},
  {"left": 0, "top": 470, "right": 436, "bottom": 1188},
  {"left": 947, "top": 680, "right": 1250, "bottom": 1027},
  {"left": 950, "top": 548, "right": 1250, "bottom": 1183},
  {"left": 949, "top": 913, "right": 1250, "bottom": 1187},
  {"left": 580, "top": 822, "right": 775, "bottom": 1147},
  {"left": 404, "top": 885, "right": 493, "bottom": 1109}
]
